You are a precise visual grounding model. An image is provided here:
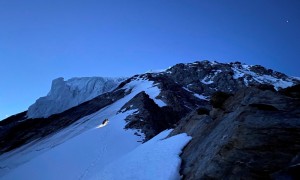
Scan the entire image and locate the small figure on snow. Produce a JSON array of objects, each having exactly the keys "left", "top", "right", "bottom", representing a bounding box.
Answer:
[
  {"left": 97, "top": 118, "right": 109, "bottom": 128},
  {"left": 102, "top": 119, "right": 109, "bottom": 125}
]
